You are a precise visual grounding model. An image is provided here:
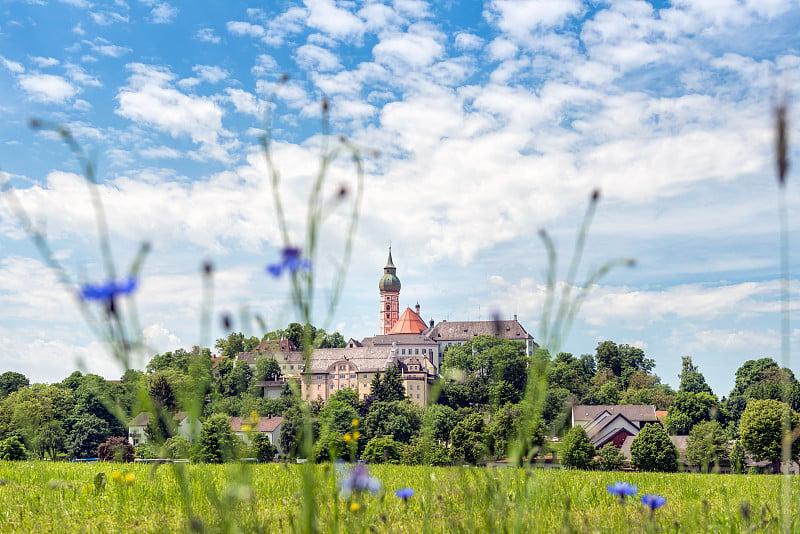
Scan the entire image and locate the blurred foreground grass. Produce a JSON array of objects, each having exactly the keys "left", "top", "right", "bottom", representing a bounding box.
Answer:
[{"left": 0, "top": 461, "right": 796, "bottom": 533}]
